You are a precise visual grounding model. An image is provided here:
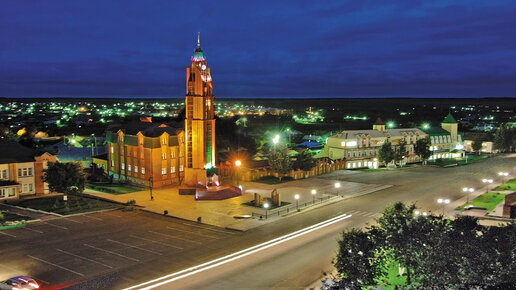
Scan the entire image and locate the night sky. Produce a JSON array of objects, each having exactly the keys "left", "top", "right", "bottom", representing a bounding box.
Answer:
[{"left": 1, "top": 1, "right": 516, "bottom": 98}]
